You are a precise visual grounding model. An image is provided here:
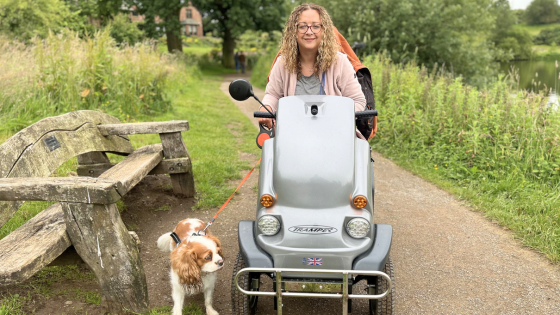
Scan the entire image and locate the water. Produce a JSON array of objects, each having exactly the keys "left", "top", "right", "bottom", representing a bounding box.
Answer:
[{"left": 500, "top": 59, "right": 560, "bottom": 93}]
